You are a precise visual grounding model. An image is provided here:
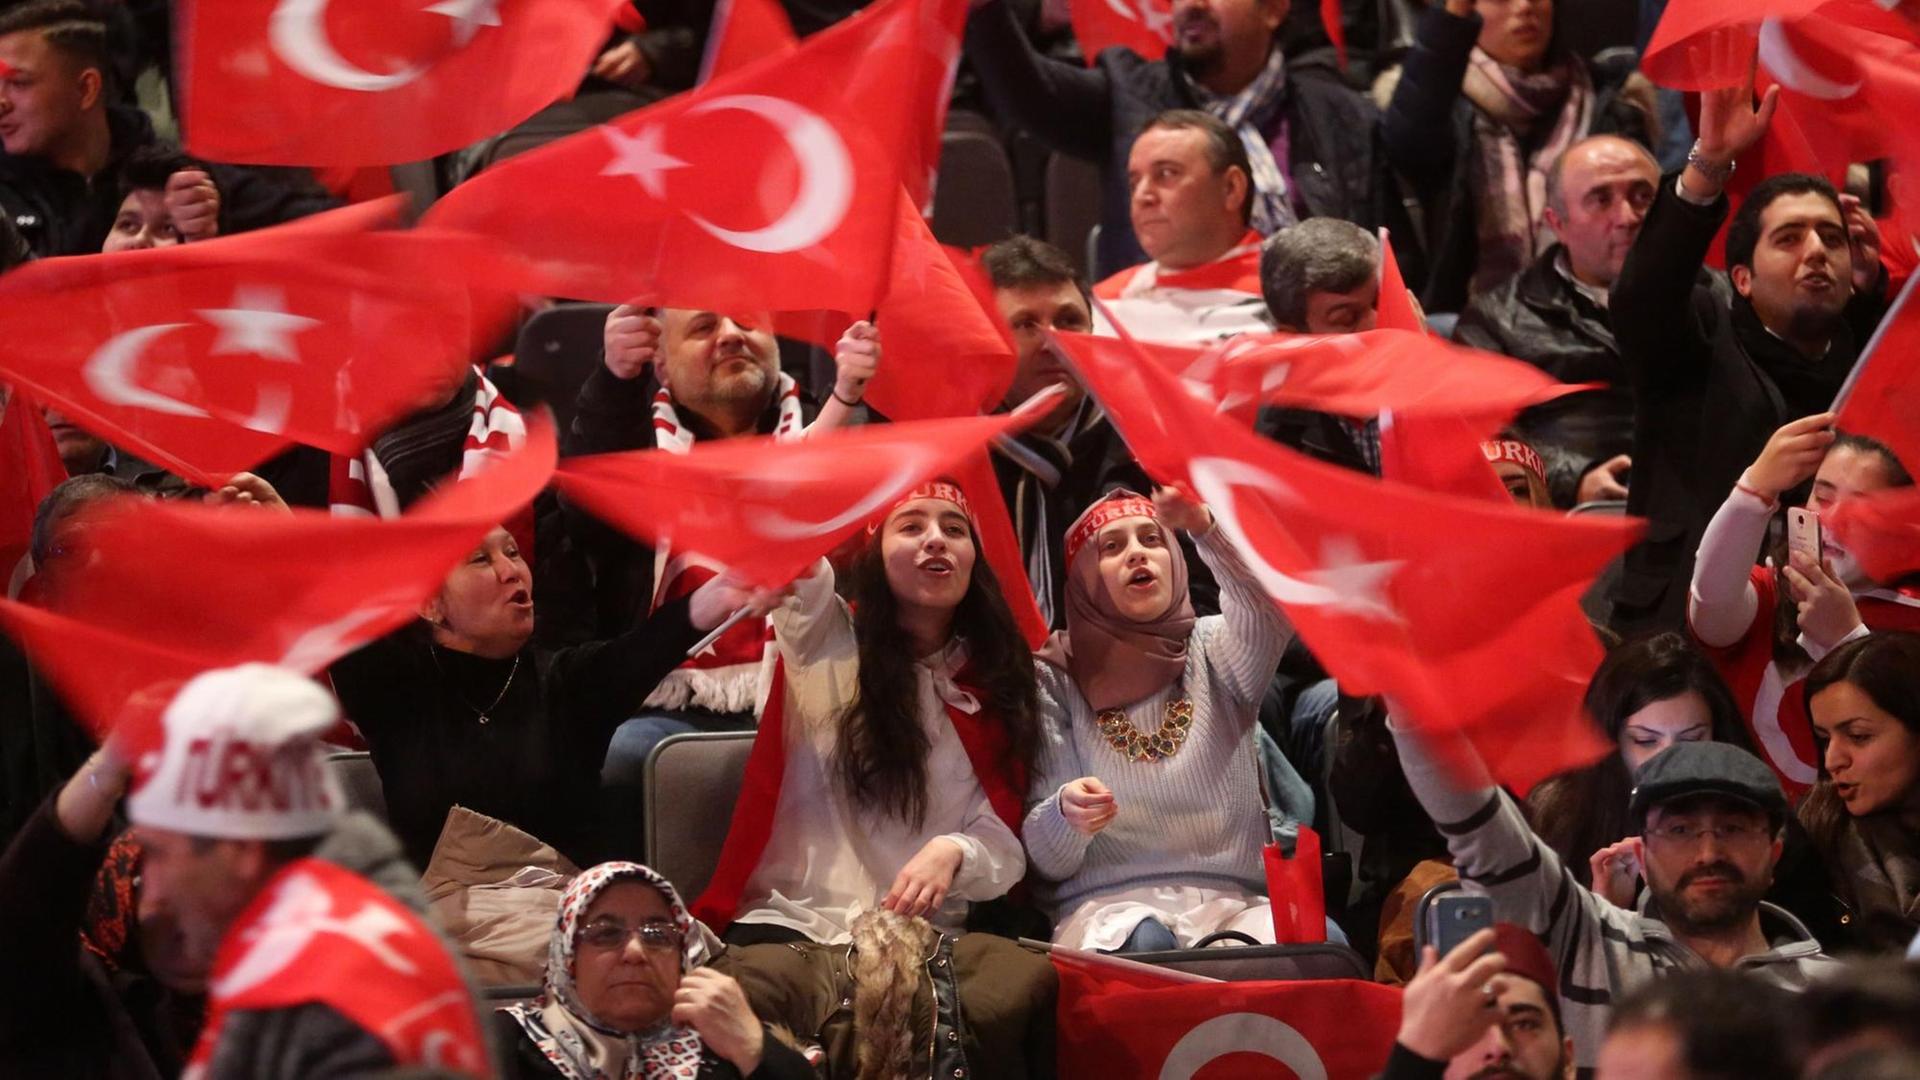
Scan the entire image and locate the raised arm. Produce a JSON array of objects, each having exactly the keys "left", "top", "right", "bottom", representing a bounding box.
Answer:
[
  {"left": 1612, "top": 66, "right": 1776, "bottom": 392},
  {"left": 802, "top": 321, "right": 879, "bottom": 437},
  {"left": 1689, "top": 414, "right": 1834, "bottom": 645},
  {"left": 963, "top": 0, "right": 1115, "bottom": 161},
  {"left": 1380, "top": 2, "right": 1477, "bottom": 191},
  {"left": 1174, "top": 494, "right": 1293, "bottom": 708}
]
